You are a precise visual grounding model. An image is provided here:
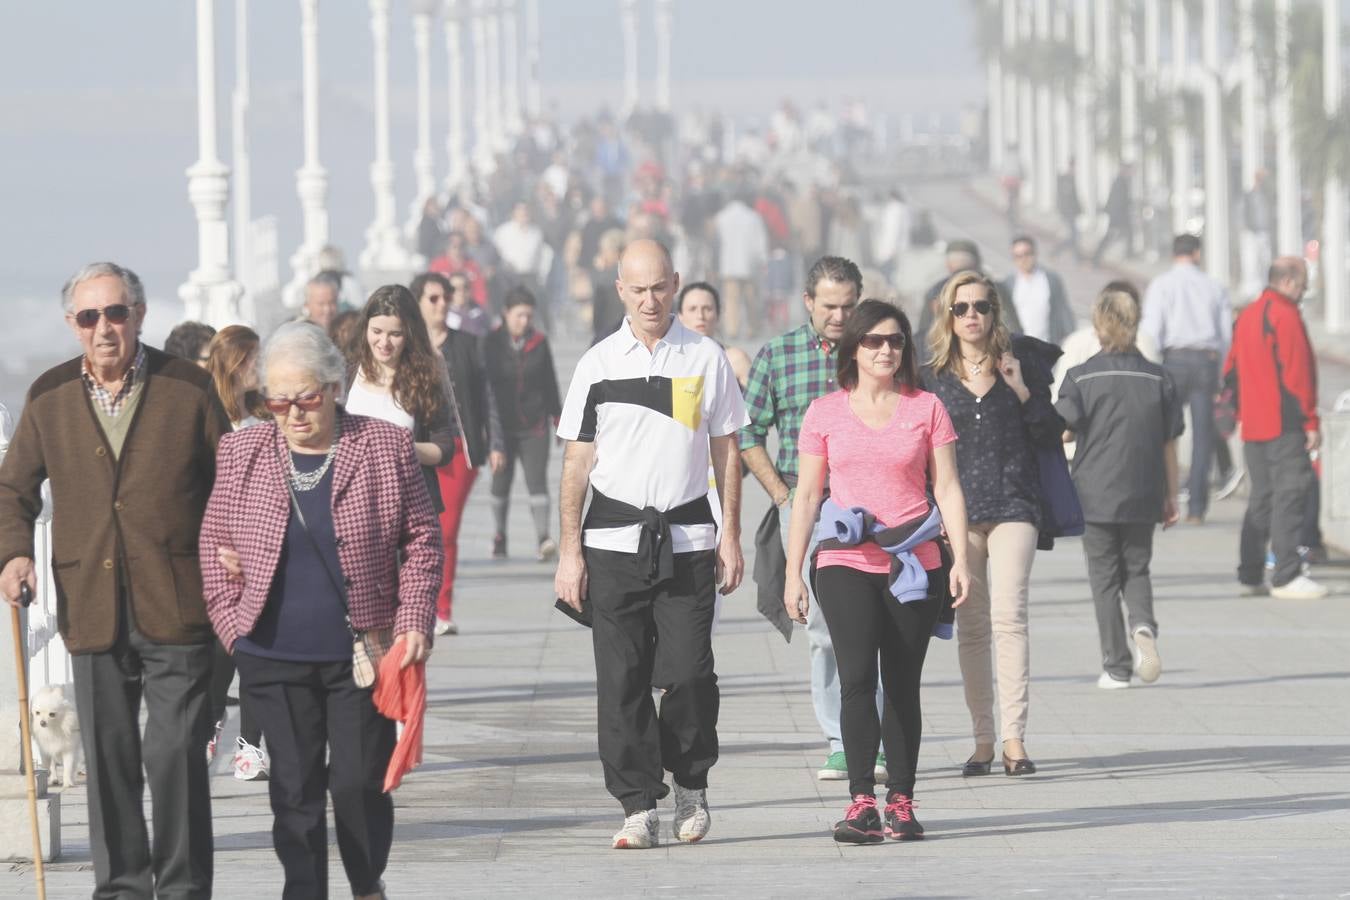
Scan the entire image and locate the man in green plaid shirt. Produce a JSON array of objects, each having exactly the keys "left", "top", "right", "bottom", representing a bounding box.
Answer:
[{"left": 740, "top": 256, "right": 885, "bottom": 782}]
